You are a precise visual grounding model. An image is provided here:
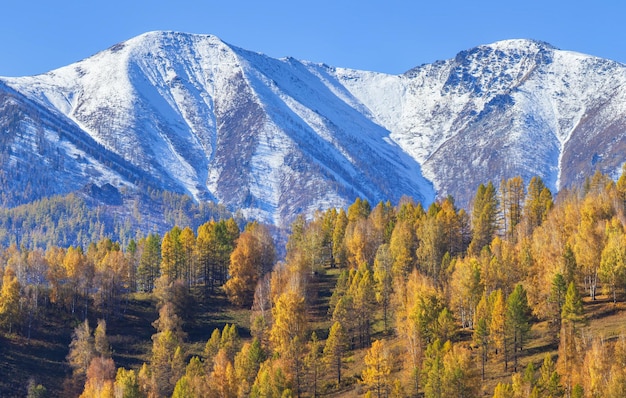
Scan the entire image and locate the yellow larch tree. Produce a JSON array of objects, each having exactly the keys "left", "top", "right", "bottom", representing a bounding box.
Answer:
[
  {"left": 269, "top": 290, "right": 307, "bottom": 393},
  {"left": 224, "top": 223, "right": 274, "bottom": 307},
  {"left": 324, "top": 321, "right": 348, "bottom": 385},
  {"left": 0, "top": 266, "right": 21, "bottom": 333},
  {"left": 362, "top": 339, "right": 391, "bottom": 398},
  {"left": 489, "top": 289, "right": 507, "bottom": 371}
]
